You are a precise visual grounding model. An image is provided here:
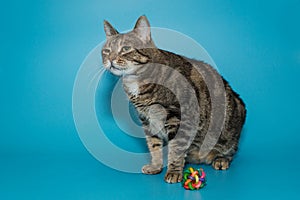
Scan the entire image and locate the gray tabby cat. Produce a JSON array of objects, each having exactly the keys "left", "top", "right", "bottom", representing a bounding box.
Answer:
[{"left": 101, "top": 16, "right": 246, "bottom": 183}]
